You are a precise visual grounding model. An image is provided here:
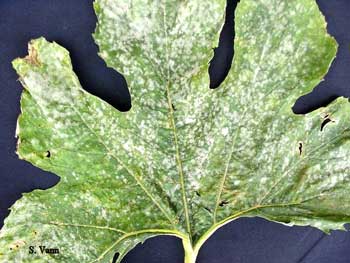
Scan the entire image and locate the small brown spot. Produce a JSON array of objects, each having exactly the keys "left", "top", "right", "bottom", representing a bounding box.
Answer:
[
  {"left": 24, "top": 43, "right": 41, "bottom": 66},
  {"left": 9, "top": 240, "right": 26, "bottom": 250}
]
